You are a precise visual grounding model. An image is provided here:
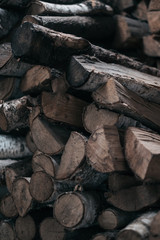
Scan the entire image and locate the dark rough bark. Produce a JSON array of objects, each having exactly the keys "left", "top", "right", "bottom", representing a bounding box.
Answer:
[
  {"left": 0, "top": 0, "right": 31, "bottom": 8},
  {"left": 0, "top": 42, "right": 12, "bottom": 69}
]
